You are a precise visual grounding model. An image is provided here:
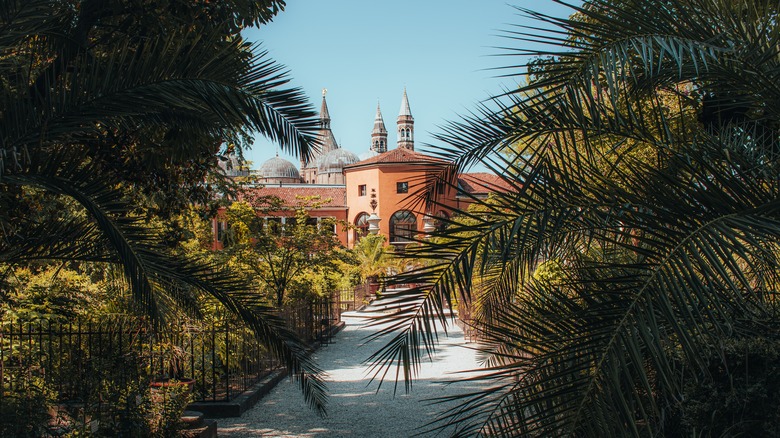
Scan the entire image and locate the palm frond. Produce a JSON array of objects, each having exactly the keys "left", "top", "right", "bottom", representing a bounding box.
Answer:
[
  {"left": 3, "top": 149, "right": 329, "bottom": 413},
  {"left": 372, "top": 0, "right": 780, "bottom": 435}
]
